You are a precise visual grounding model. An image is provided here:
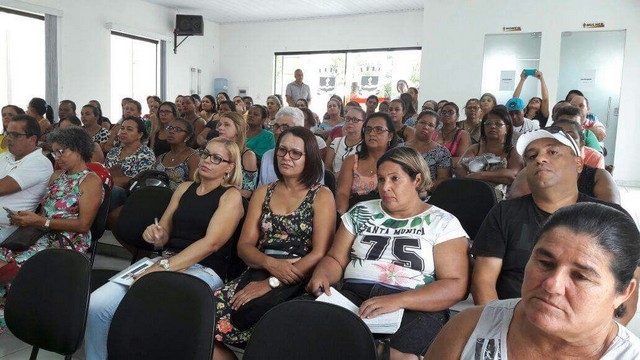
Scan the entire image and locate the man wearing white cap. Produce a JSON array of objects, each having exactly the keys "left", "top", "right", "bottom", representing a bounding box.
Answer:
[{"left": 470, "top": 127, "right": 637, "bottom": 323}]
